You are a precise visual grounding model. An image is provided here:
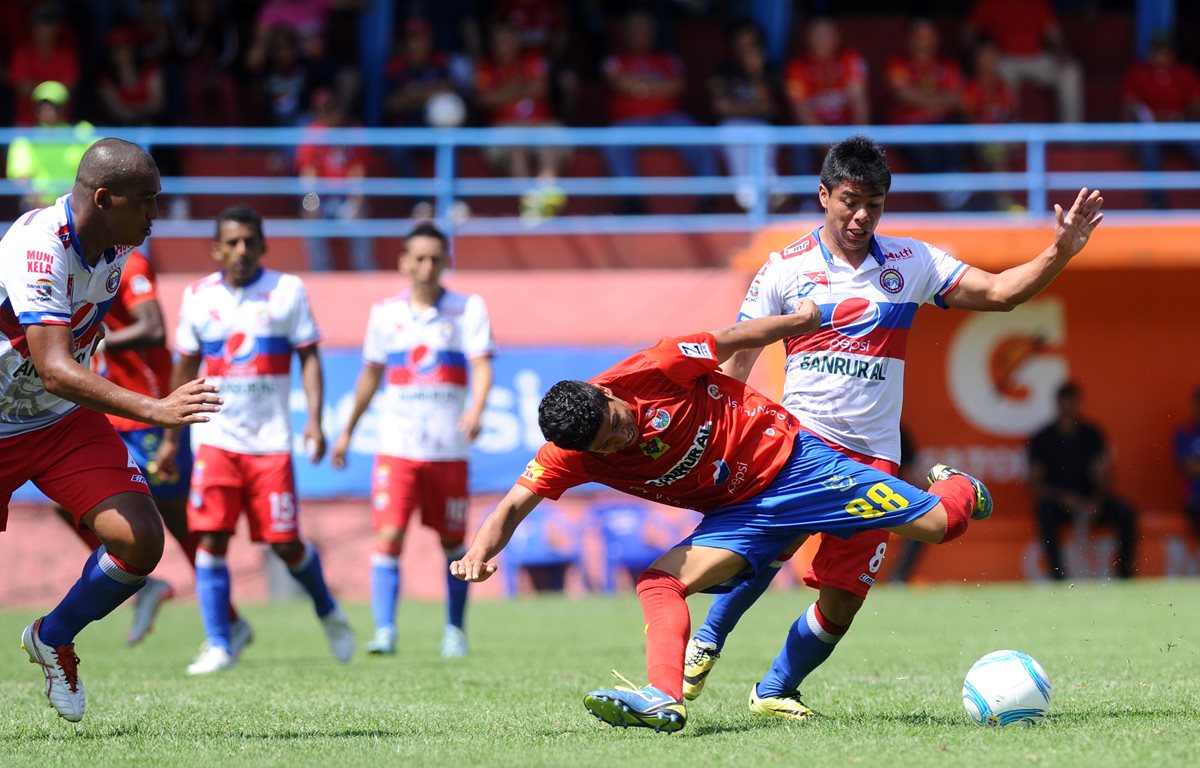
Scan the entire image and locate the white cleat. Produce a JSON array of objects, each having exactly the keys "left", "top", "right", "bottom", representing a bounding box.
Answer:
[
  {"left": 127, "top": 577, "right": 174, "bottom": 646},
  {"left": 321, "top": 609, "right": 355, "bottom": 663},
  {"left": 21, "top": 618, "right": 85, "bottom": 722},
  {"left": 364, "top": 627, "right": 396, "bottom": 656},
  {"left": 186, "top": 644, "right": 237, "bottom": 676},
  {"left": 440, "top": 625, "right": 468, "bottom": 658}
]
